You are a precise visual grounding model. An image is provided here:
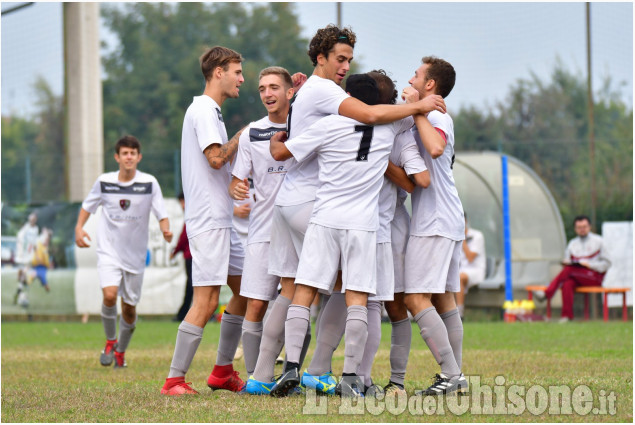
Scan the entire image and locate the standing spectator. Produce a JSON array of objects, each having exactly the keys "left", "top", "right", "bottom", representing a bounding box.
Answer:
[
  {"left": 456, "top": 213, "right": 486, "bottom": 319},
  {"left": 538, "top": 215, "right": 611, "bottom": 322},
  {"left": 171, "top": 192, "right": 192, "bottom": 322}
]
